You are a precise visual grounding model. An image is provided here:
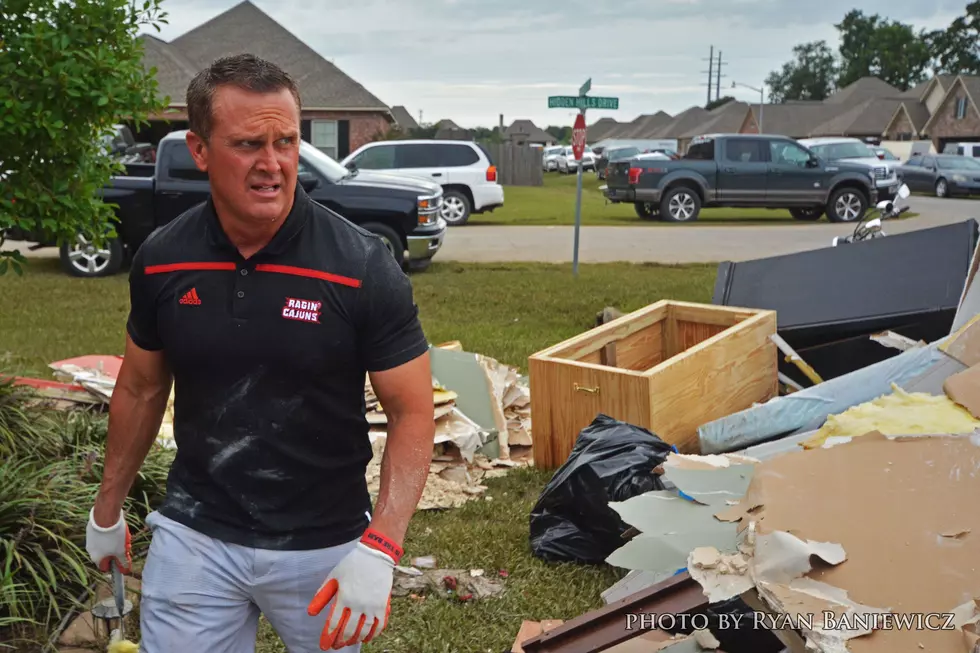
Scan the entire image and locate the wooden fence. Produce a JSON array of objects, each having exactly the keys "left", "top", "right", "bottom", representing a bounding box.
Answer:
[{"left": 481, "top": 143, "right": 544, "bottom": 186}]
